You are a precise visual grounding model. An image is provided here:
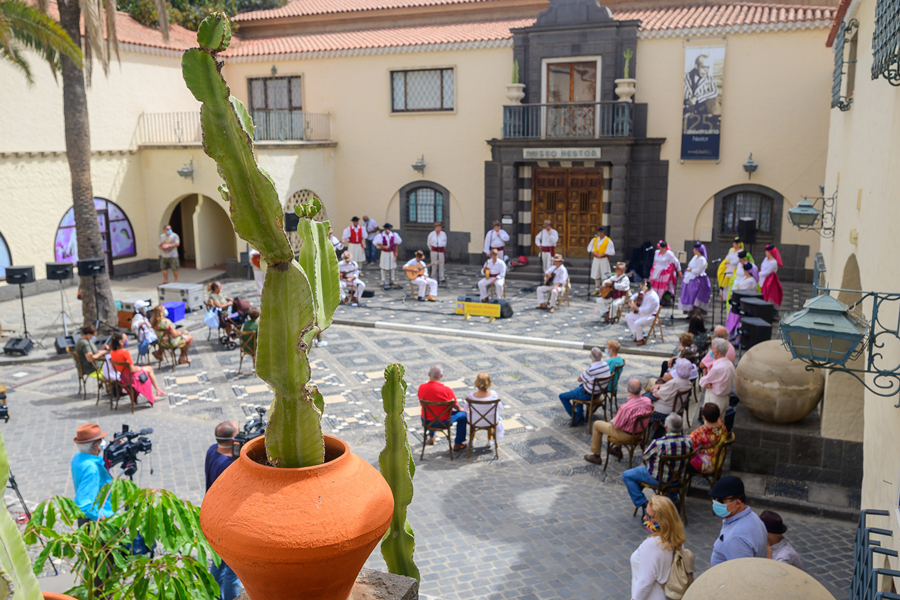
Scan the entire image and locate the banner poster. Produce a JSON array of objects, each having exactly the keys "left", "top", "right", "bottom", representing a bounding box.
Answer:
[{"left": 681, "top": 44, "right": 725, "bottom": 160}]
